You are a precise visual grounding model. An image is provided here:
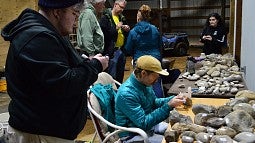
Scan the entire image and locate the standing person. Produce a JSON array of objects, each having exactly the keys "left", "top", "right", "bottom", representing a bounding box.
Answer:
[
  {"left": 200, "top": 12, "right": 227, "bottom": 55},
  {"left": 99, "top": 0, "right": 130, "bottom": 83},
  {"left": 115, "top": 55, "right": 186, "bottom": 143},
  {"left": 1, "top": 0, "right": 109, "bottom": 142},
  {"left": 77, "top": 0, "right": 106, "bottom": 57},
  {"left": 124, "top": 4, "right": 164, "bottom": 97}
]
